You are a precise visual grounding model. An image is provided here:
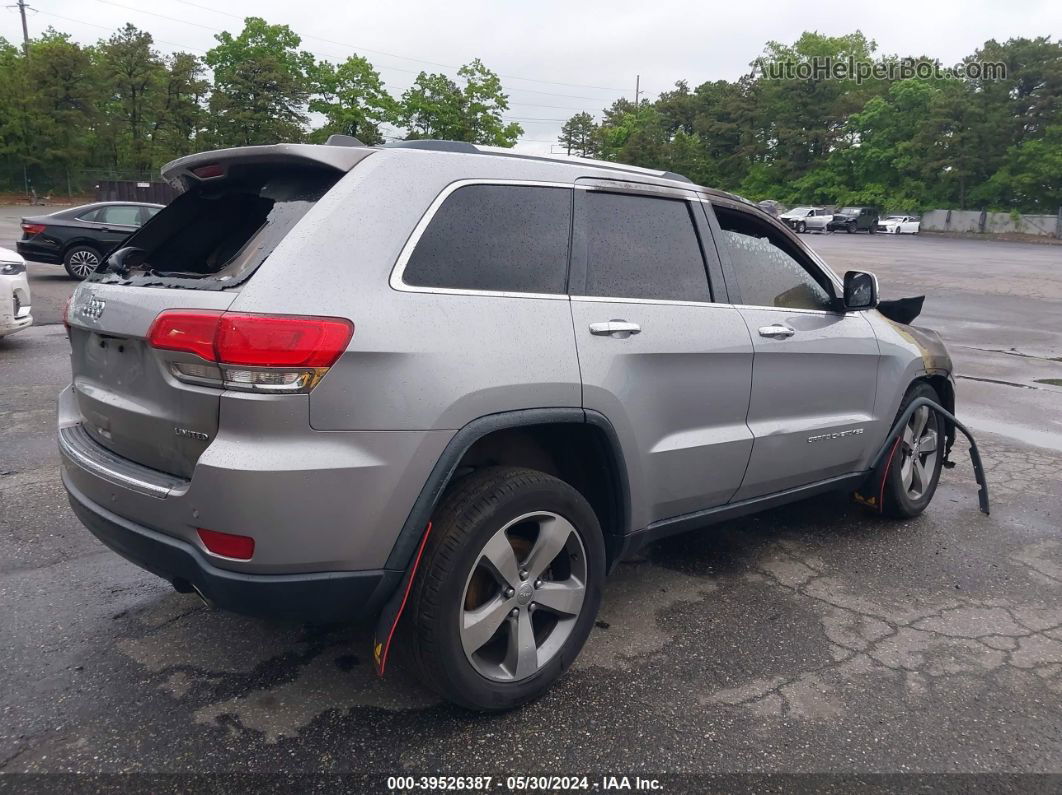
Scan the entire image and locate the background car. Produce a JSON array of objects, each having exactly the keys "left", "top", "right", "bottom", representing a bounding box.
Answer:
[
  {"left": 878, "top": 215, "right": 921, "bottom": 234},
  {"left": 780, "top": 206, "right": 831, "bottom": 233},
  {"left": 0, "top": 247, "right": 32, "bottom": 339},
  {"left": 828, "top": 206, "right": 880, "bottom": 233},
  {"left": 17, "top": 201, "right": 164, "bottom": 280}
]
